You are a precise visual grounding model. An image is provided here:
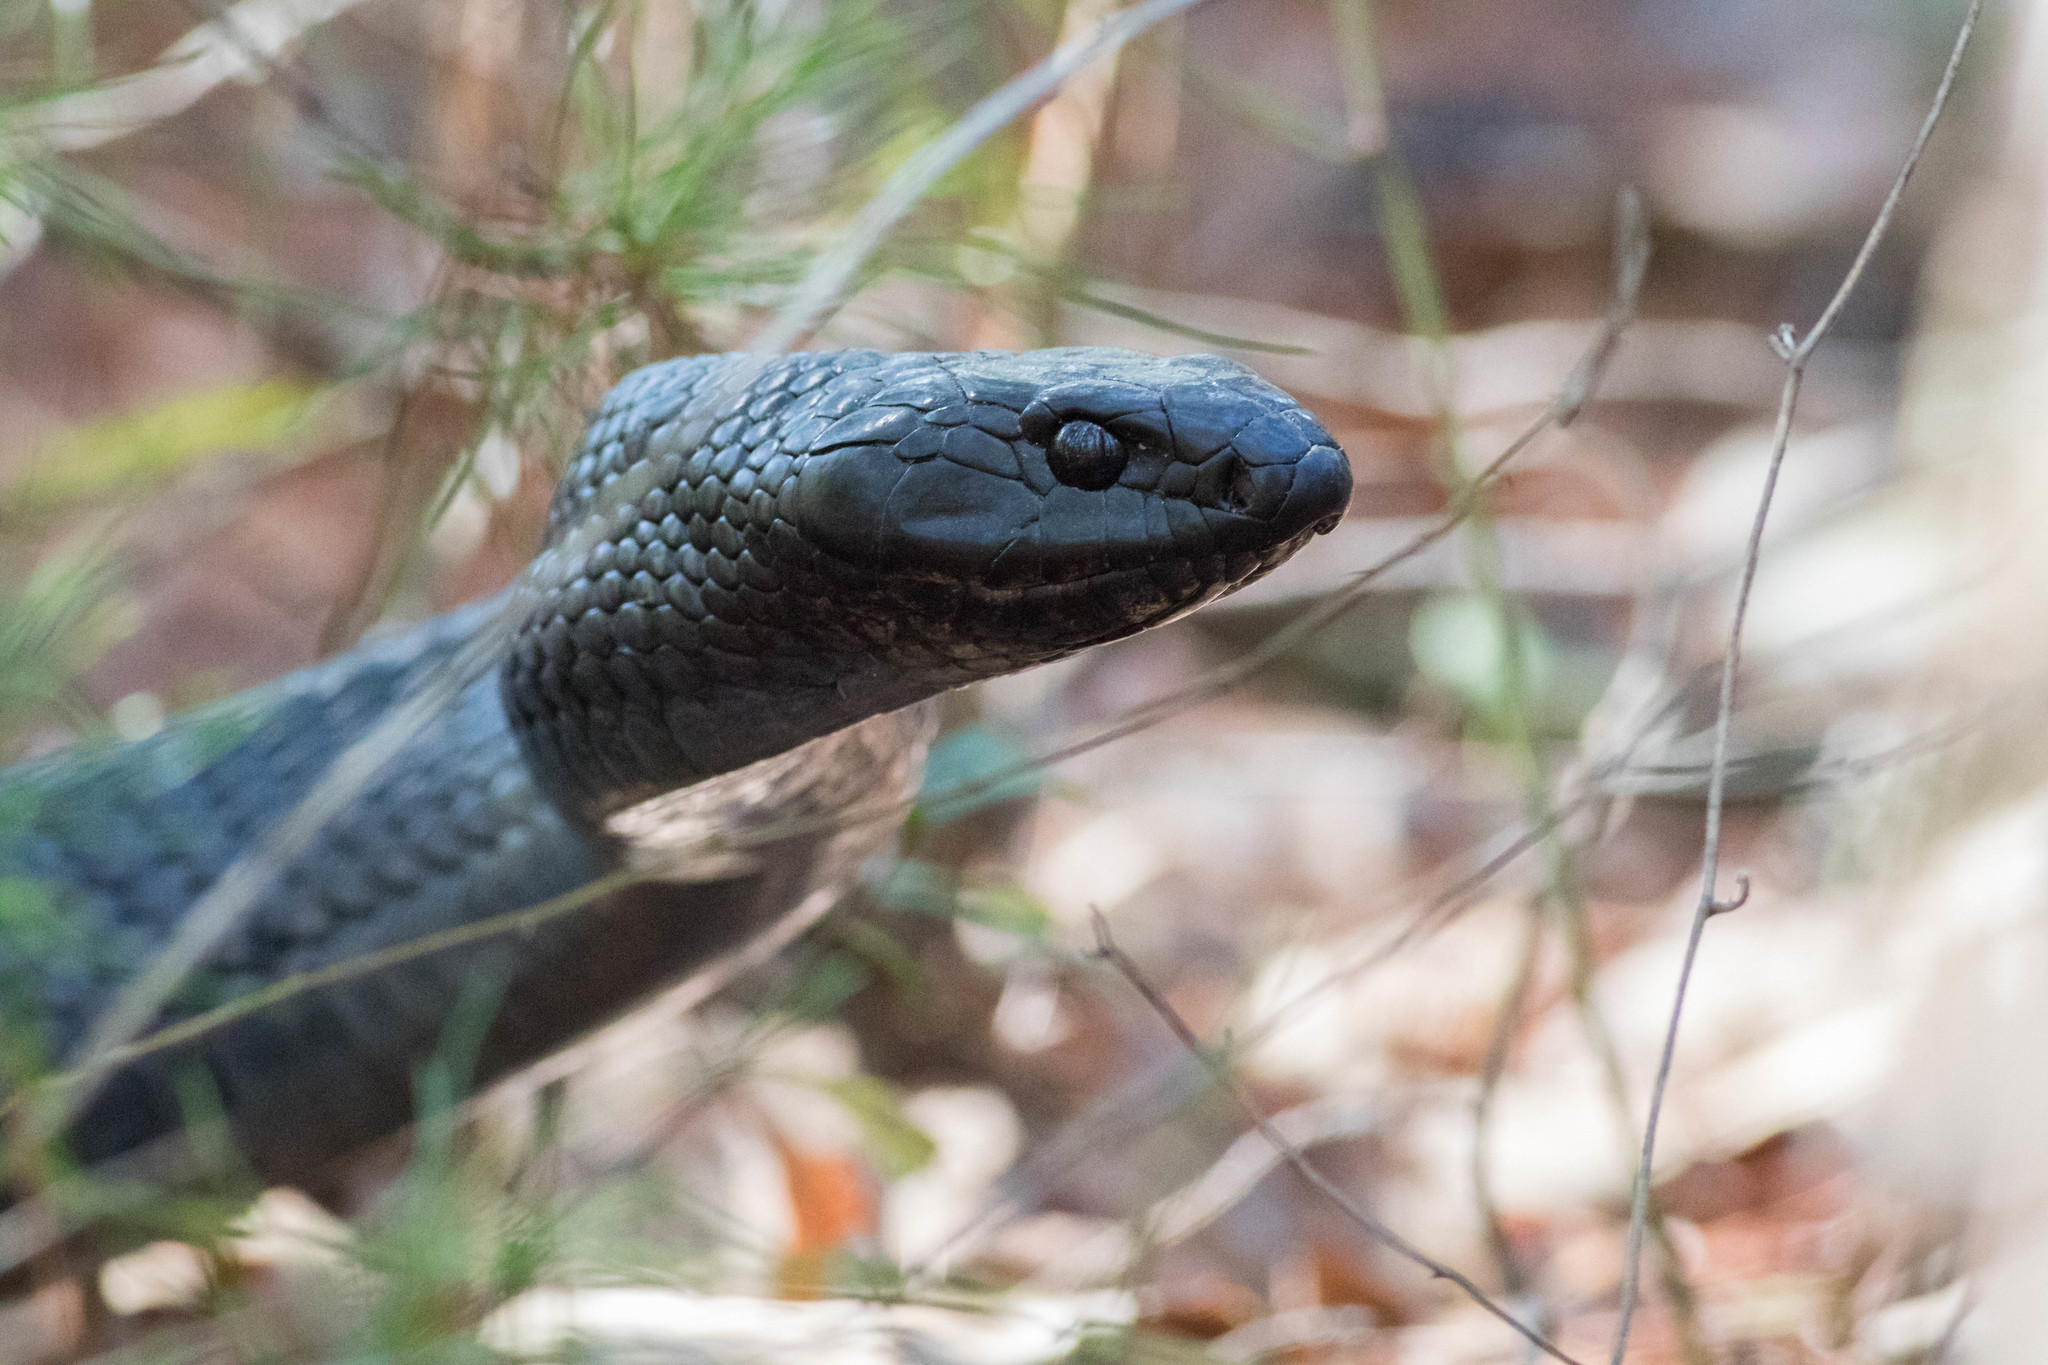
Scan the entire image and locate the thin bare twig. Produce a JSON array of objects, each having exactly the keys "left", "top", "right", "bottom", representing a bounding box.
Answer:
[
  {"left": 903, "top": 789, "right": 1583, "bottom": 1282},
  {"left": 1091, "top": 912, "right": 1585, "bottom": 1365},
  {"left": 1608, "top": 7, "right": 1982, "bottom": 1361}
]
